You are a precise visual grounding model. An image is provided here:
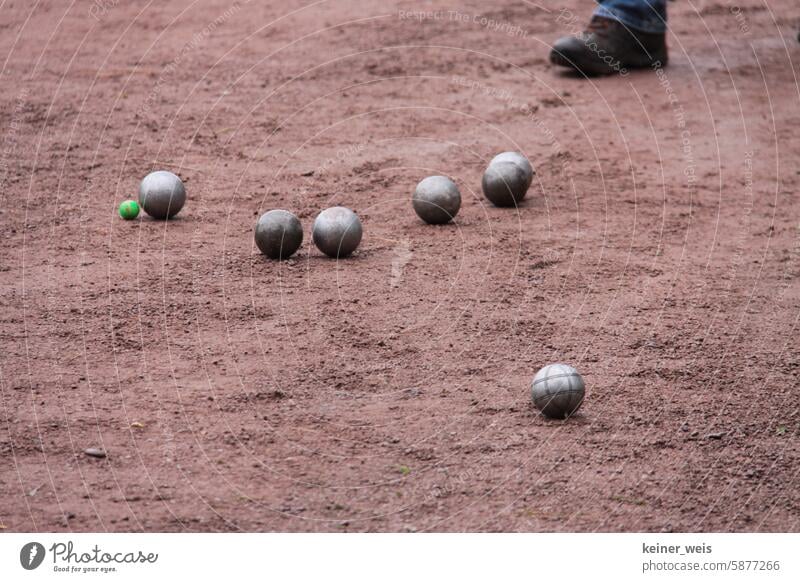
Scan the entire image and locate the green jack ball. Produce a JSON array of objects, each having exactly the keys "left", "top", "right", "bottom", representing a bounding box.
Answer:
[{"left": 118, "top": 200, "right": 140, "bottom": 220}]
